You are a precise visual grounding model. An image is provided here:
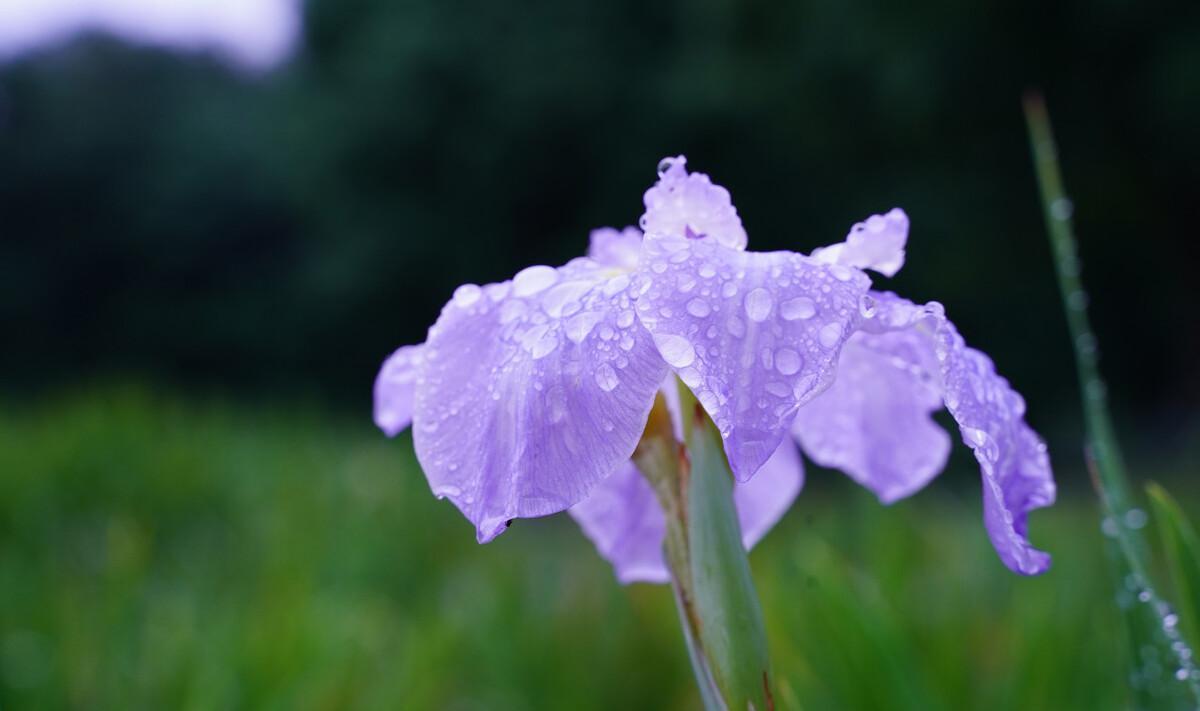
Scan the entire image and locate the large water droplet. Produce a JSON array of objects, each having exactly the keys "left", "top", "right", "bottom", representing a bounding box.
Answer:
[
  {"left": 542, "top": 280, "right": 592, "bottom": 318},
  {"left": 453, "top": 283, "right": 482, "bottom": 308},
  {"left": 521, "top": 324, "right": 558, "bottom": 359},
  {"left": 1051, "top": 197, "right": 1074, "bottom": 221},
  {"left": 775, "top": 348, "right": 802, "bottom": 375},
  {"left": 594, "top": 363, "right": 620, "bottom": 392},
  {"left": 655, "top": 334, "right": 696, "bottom": 368},
  {"left": 687, "top": 298, "right": 712, "bottom": 317},
  {"left": 565, "top": 311, "right": 604, "bottom": 344},
  {"left": 765, "top": 381, "right": 791, "bottom": 398},
  {"left": 780, "top": 297, "right": 816, "bottom": 321},
  {"left": 744, "top": 288, "right": 773, "bottom": 322},
  {"left": 818, "top": 322, "right": 842, "bottom": 348},
  {"left": 513, "top": 265, "right": 559, "bottom": 297}
]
